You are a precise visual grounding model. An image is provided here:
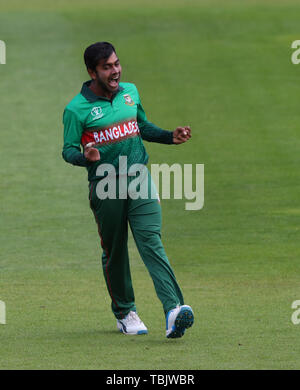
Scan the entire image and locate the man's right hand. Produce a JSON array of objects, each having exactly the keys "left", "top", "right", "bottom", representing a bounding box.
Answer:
[{"left": 84, "top": 142, "right": 100, "bottom": 162}]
